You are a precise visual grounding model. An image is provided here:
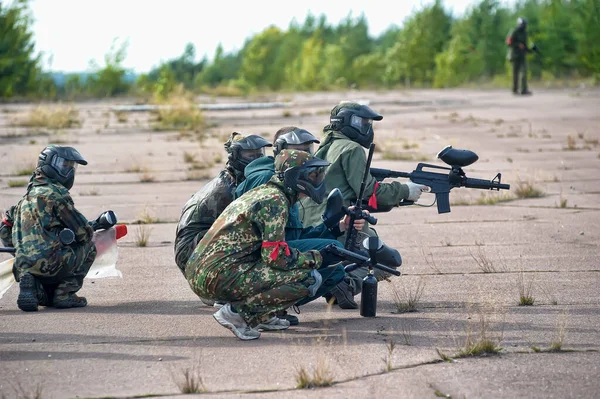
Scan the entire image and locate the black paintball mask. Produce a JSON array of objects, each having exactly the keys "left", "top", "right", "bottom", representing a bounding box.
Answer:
[
  {"left": 275, "top": 150, "right": 330, "bottom": 204},
  {"left": 227, "top": 134, "right": 272, "bottom": 175},
  {"left": 37, "top": 145, "right": 88, "bottom": 190},
  {"left": 517, "top": 17, "right": 527, "bottom": 31},
  {"left": 330, "top": 103, "right": 383, "bottom": 148},
  {"left": 273, "top": 128, "right": 320, "bottom": 157}
]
